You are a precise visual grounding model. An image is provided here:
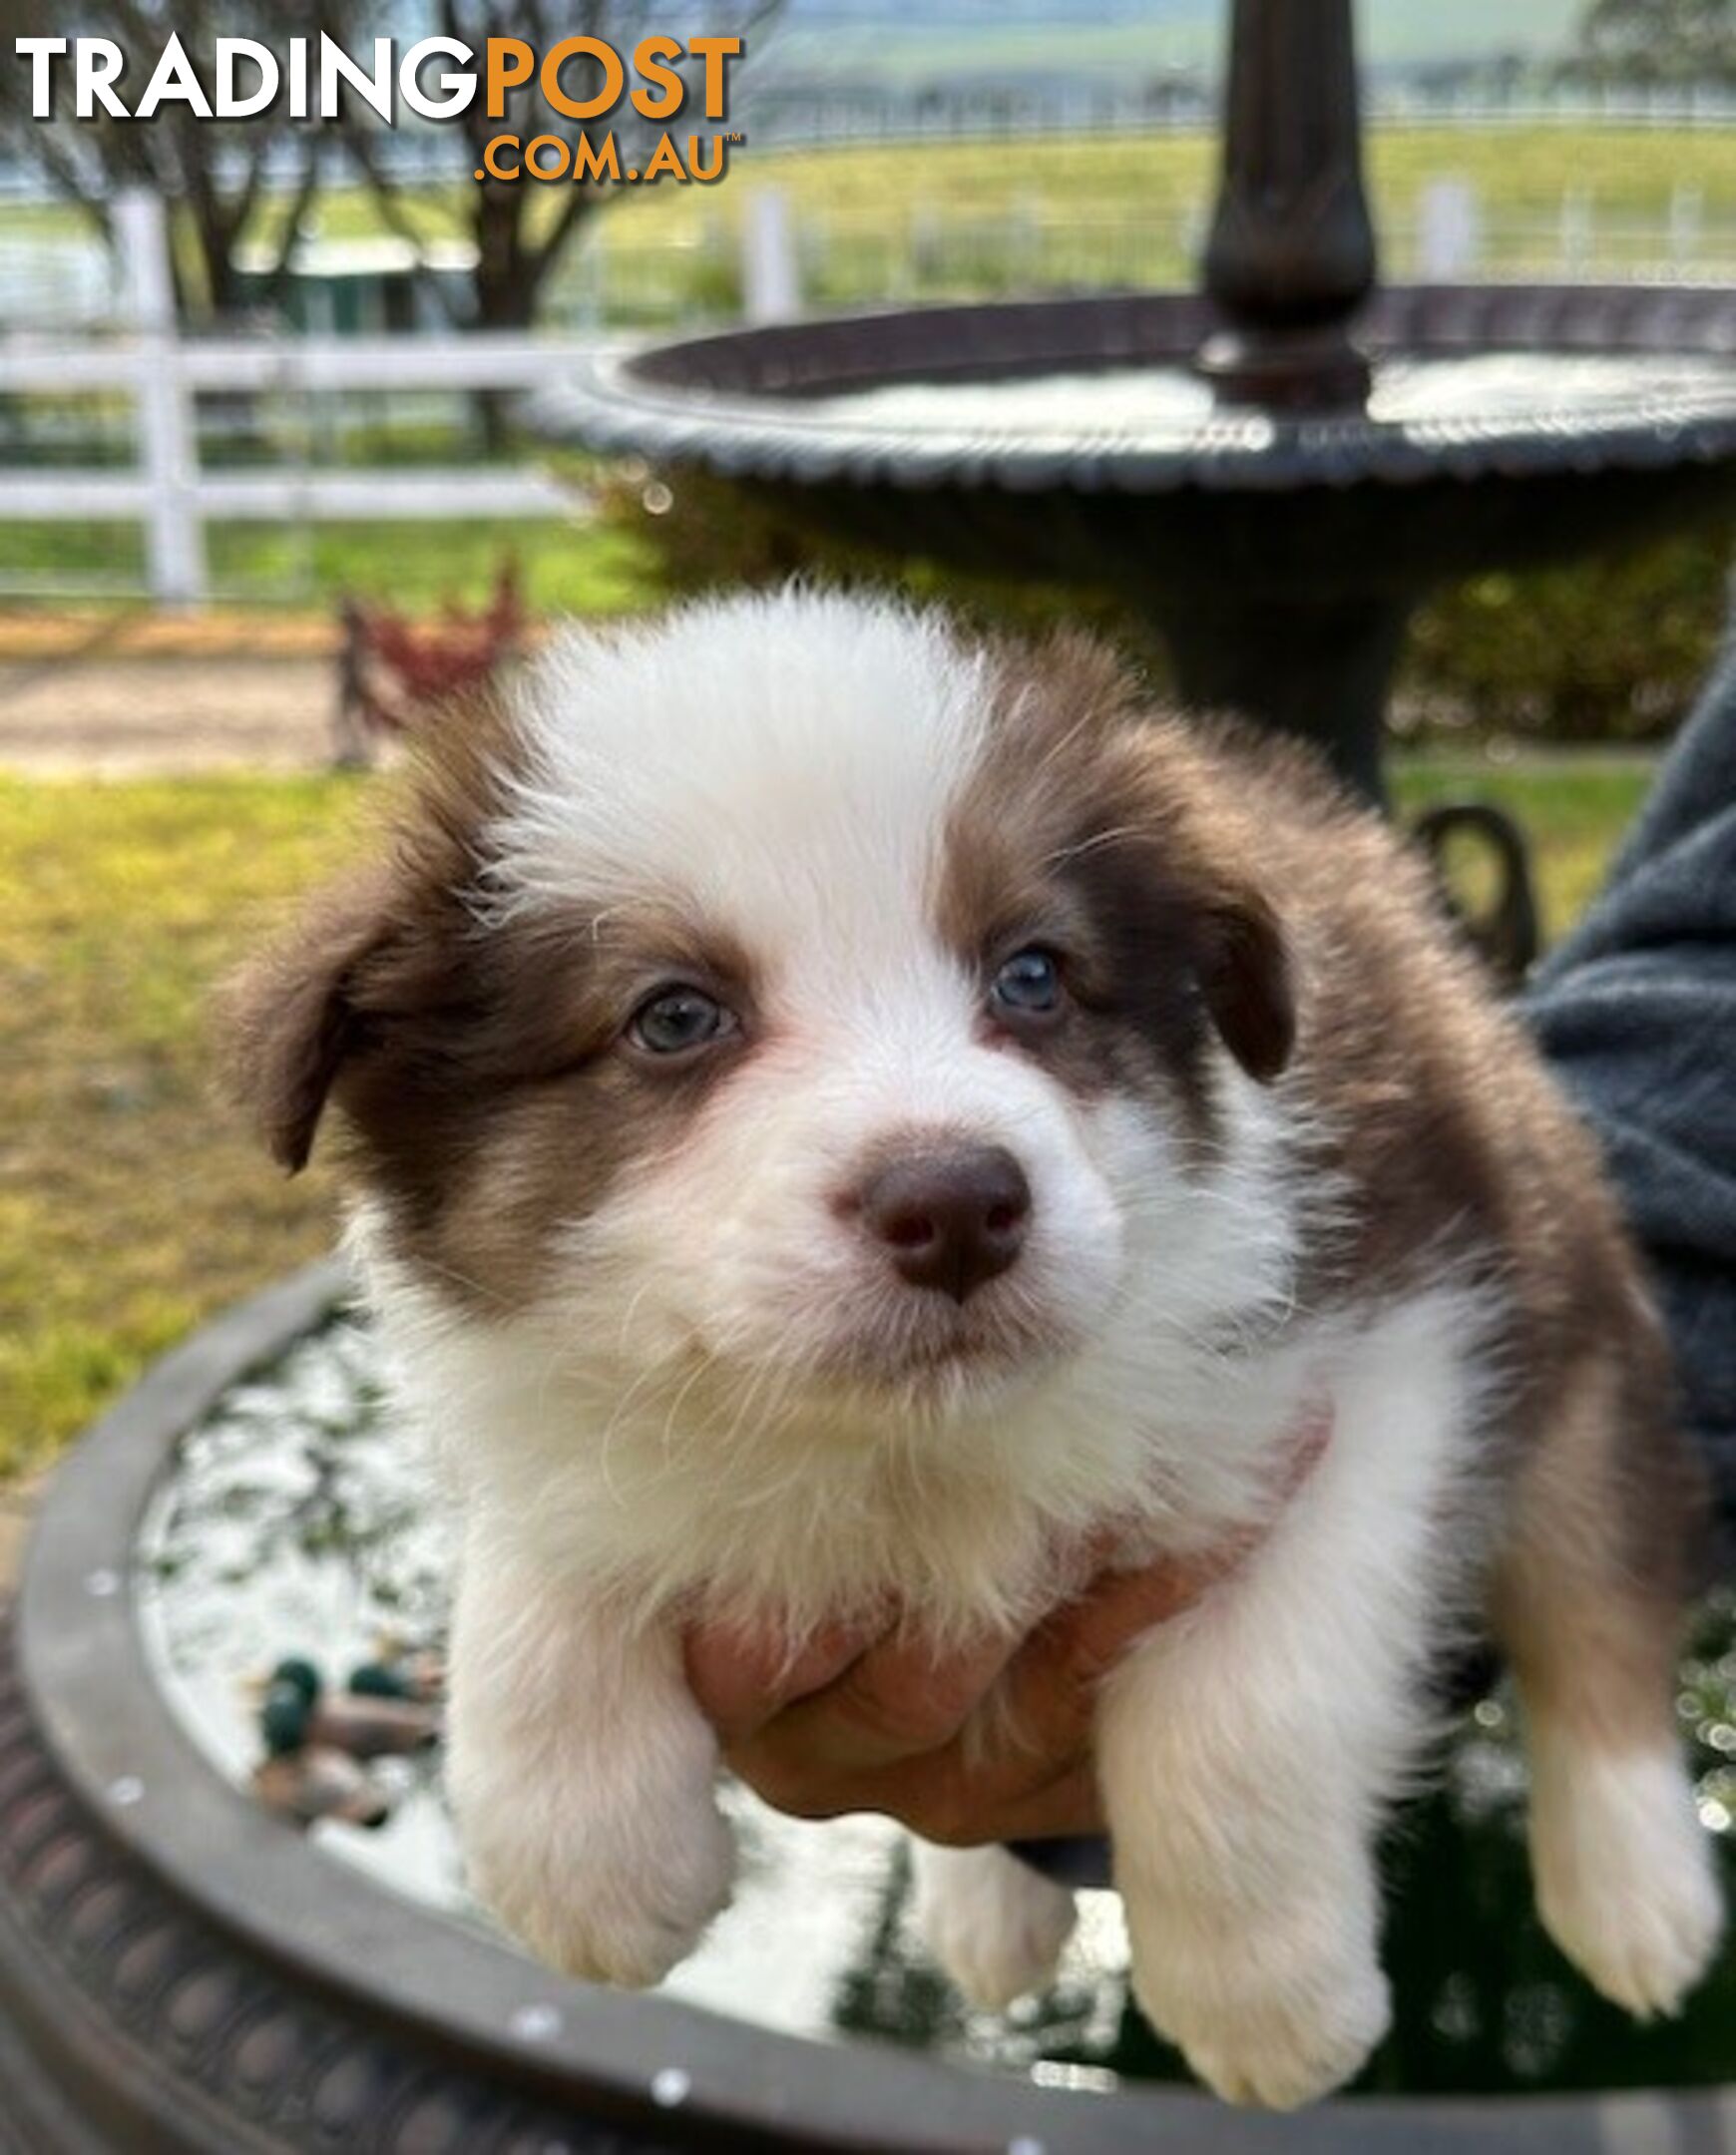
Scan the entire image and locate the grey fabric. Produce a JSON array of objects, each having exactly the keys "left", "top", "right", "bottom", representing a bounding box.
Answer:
[
  {"left": 1012, "top": 672, "right": 1736, "bottom": 1887},
  {"left": 1521, "top": 649, "right": 1736, "bottom": 1531}
]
